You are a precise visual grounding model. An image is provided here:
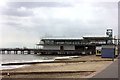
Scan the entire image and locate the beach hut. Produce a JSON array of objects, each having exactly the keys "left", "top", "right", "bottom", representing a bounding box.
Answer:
[
  {"left": 101, "top": 45, "right": 118, "bottom": 58},
  {"left": 96, "top": 46, "right": 102, "bottom": 56}
]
